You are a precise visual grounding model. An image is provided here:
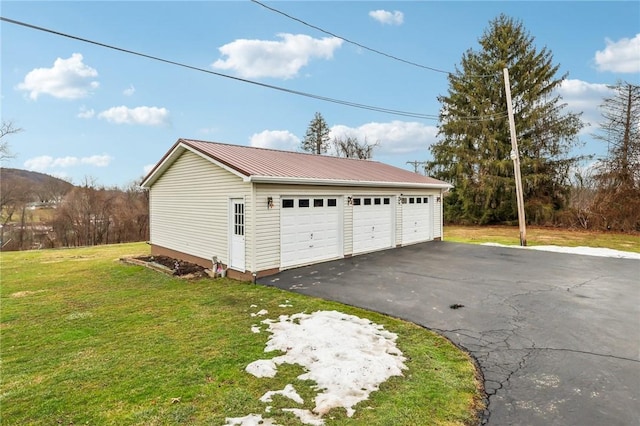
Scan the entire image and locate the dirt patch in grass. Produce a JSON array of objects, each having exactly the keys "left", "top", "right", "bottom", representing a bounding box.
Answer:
[{"left": 128, "top": 255, "right": 209, "bottom": 278}]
